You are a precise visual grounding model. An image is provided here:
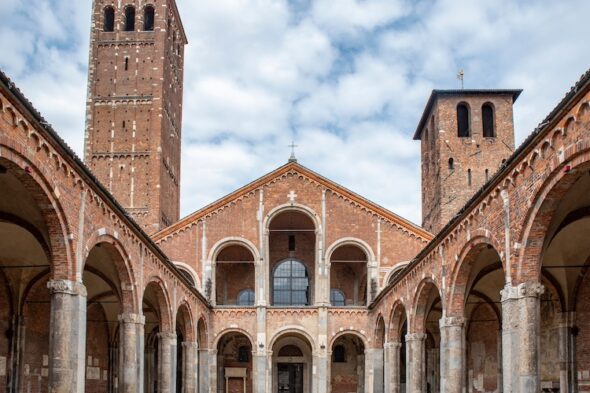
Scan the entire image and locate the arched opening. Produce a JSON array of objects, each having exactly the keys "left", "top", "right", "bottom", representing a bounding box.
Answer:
[
  {"left": 413, "top": 281, "right": 442, "bottom": 393},
  {"left": 329, "top": 244, "right": 368, "bottom": 306},
  {"left": 272, "top": 333, "right": 313, "bottom": 393},
  {"left": 103, "top": 7, "right": 115, "bottom": 32},
  {"left": 330, "top": 334, "right": 365, "bottom": 393},
  {"left": 144, "top": 5, "right": 155, "bottom": 31},
  {"left": 0, "top": 159, "right": 57, "bottom": 393},
  {"left": 448, "top": 157, "right": 454, "bottom": 171},
  {"left": 457, "top": 103, "right": 470, "bottom": 138},
  {"left": 388, "top": 303, "right": 408, "bottom": 392},
  {"left": 143, "top": 282, "right": 169, "bottom": 393},
  {"left": 124, "top": 6, "right": 135, "bottom": 32},
  {"left": 175, "top": 305, "right": 194, "bottom": 393},
  {"left": 83, "top": 242, "right": 131, "bottom": 393},
  {"left": 482, "top": 103, "right": 495, "bottom": 138},
  {"left": 197, "top": 318, "right": 208, "bottom": 393},
  {"left": 452, "top": 243, "right": 504, "bottom": 393},
  {"left": 215, "top": 244, "right": 255, "bottom": 306},
  {"left": 269, "top": 210, "right": 316, "bottom": 306},
  {"left": 468, "top": 169, "right": 472, "bottom": 187},
  {"left": 216, "top": 332, "right": 253, "bottom": 393},
  {"left": 534, "top": 169, "right": 590, "bottom": 391}
]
